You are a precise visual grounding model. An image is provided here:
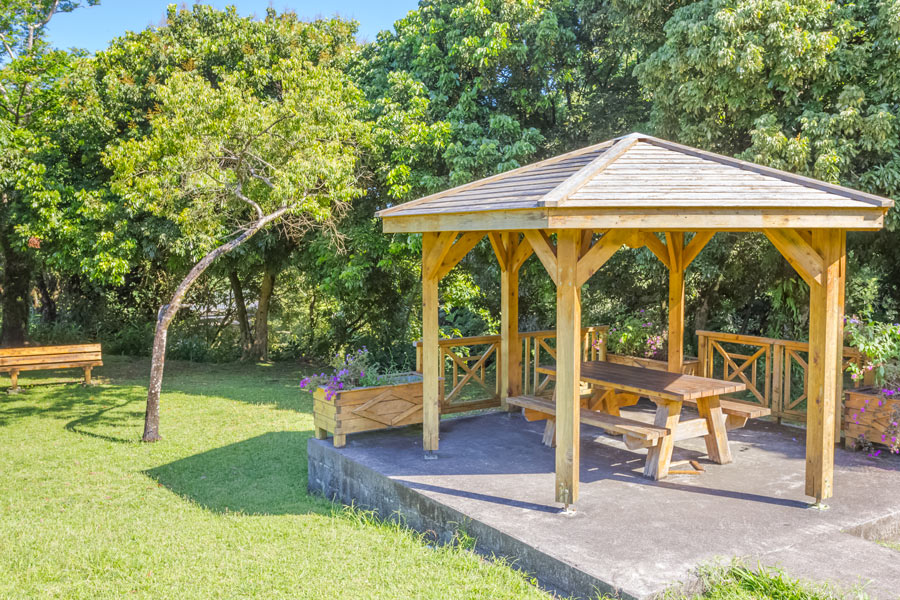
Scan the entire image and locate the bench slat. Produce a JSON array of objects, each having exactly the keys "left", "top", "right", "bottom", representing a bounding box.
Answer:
[
  {"left": 0, "top": 344, "right": 101, "bottom": 358},
  {"left": 0, "top": 351, "right": 102, "bottom": 368},
  {"left": 0, "top": 360, "right": 102, "bottom": 373},
  {"left": 507, "top": 395, "right": 670, "bottom": 441},
  {"left": 681, "top": 397, "right": 770, "bottom": 419}
]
